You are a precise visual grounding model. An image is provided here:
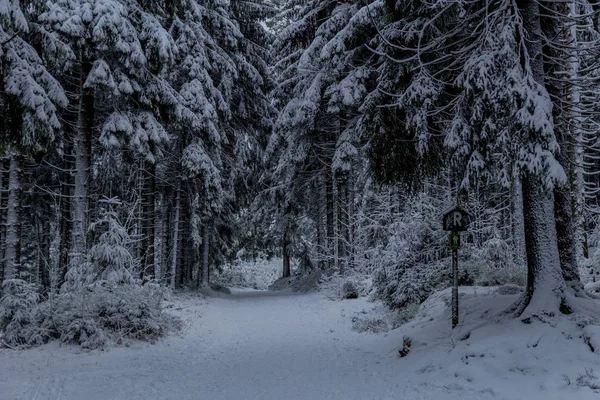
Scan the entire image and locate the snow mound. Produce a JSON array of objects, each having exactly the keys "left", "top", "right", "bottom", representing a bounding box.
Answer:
[
  {"left": 213, "top": 258, "right": 281, "bottom": 290},
  {"left": 387, "top": 286, "right": 600, "bottom": 398},
  {"left": 269, "top": 271, "right": 322, "bottom": 292}
]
